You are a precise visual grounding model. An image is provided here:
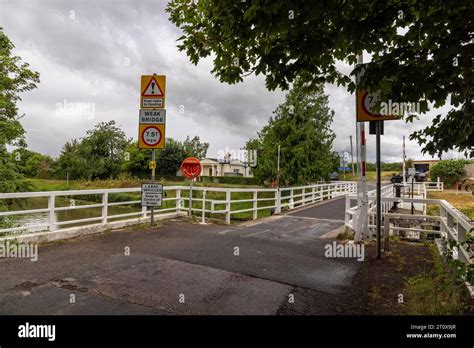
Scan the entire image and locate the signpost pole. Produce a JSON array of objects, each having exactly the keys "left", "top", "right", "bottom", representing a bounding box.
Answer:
[
  {"left": 188, "top": 179, "right": 193, "bottom": 217},
  {"left": 402, "top": 135, "right": 406, "bottom": 185},
  {"left": 376, "top": 121, "right": 382, "bottom": 258},
  {"left": 343, "top": 153, "right": 346, "bottom": 181},
  {"left": 151, "top": 149, "right": 156, "bottom": 226}
]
